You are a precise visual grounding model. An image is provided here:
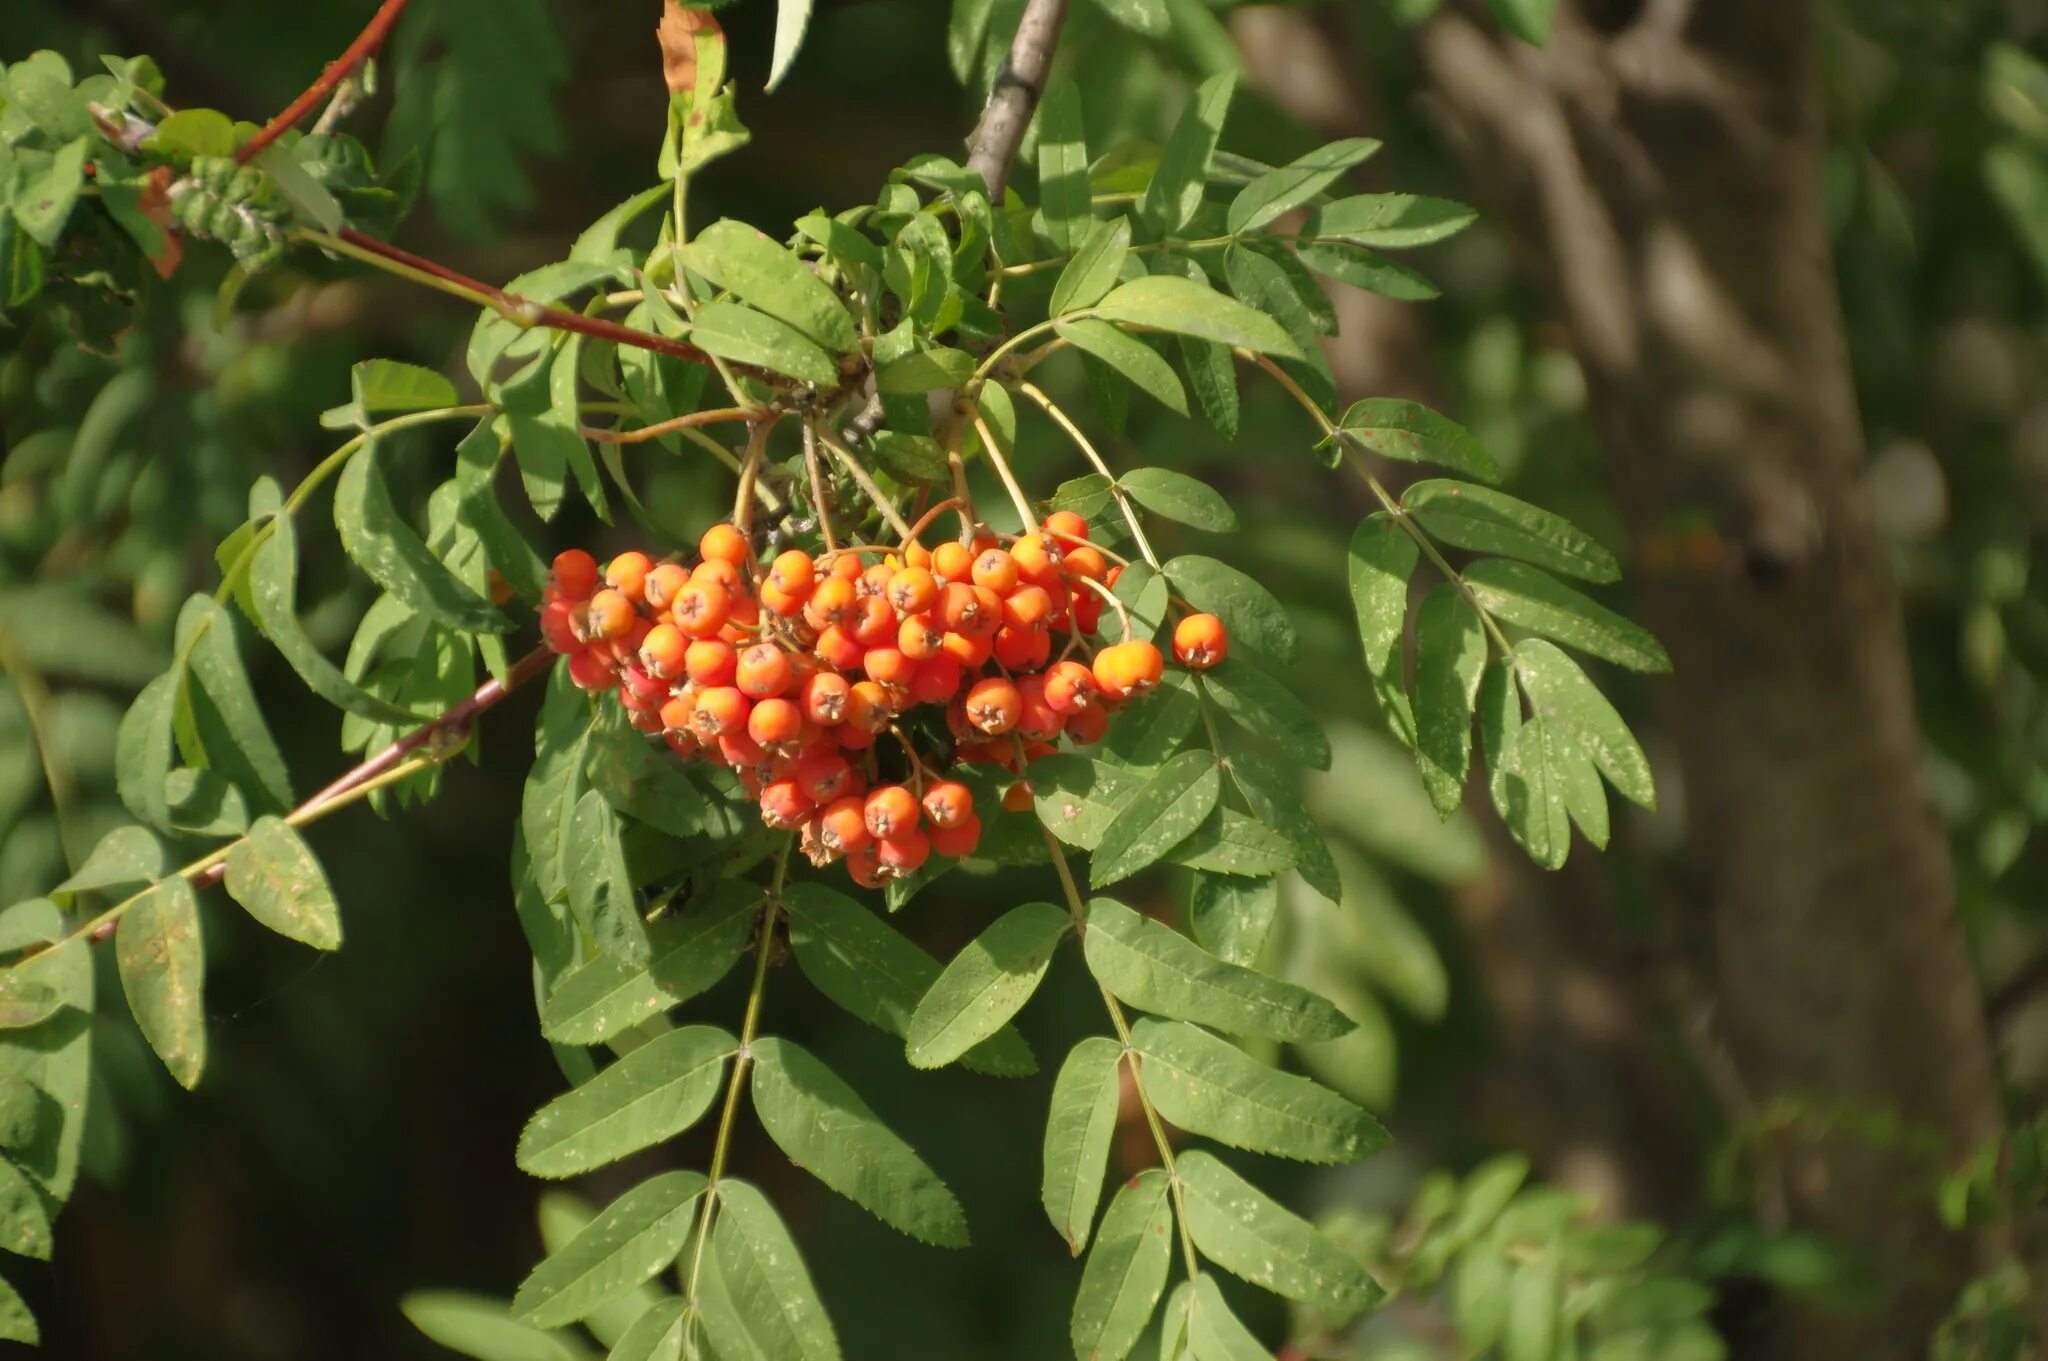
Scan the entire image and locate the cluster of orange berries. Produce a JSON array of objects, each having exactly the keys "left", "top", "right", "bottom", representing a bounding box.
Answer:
[{"left": 537, "top": 512, "right": 1228, "bottom": 887}]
